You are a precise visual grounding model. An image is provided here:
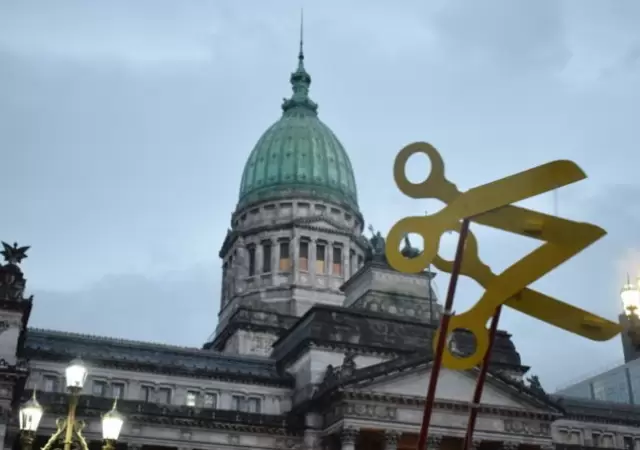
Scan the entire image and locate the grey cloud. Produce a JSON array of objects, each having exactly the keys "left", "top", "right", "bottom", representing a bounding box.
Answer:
[
  {"left": 429, "top": 0, "right": 571, "bottom": 74},
  {"left": 30, "top": 264, "right": 218, "bottom": 347}
]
